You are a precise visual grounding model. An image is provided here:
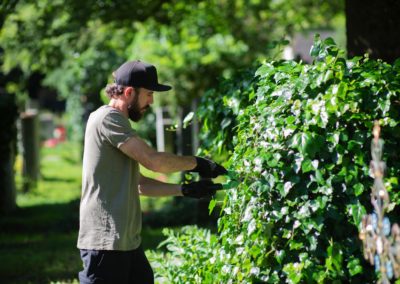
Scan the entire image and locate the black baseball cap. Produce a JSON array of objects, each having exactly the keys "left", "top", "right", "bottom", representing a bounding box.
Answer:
[{"left": 114, "top": 60, "right": 172, "bottom": 92}]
